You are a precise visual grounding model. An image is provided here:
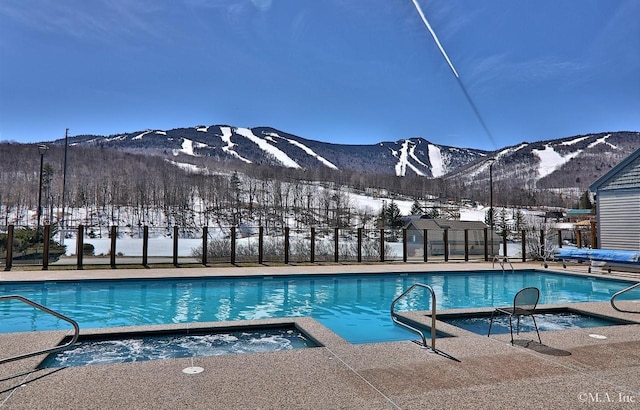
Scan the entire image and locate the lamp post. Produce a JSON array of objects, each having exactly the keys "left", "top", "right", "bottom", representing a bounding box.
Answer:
[
  {"left": 36, "top": 144, "right": 49, "bottom": 234},
  {"left": 60, "top": 128, "right": 69, "bottom": 245},
  {"left": 488, "top": 157, "right": 496, "bottom": 255}
]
